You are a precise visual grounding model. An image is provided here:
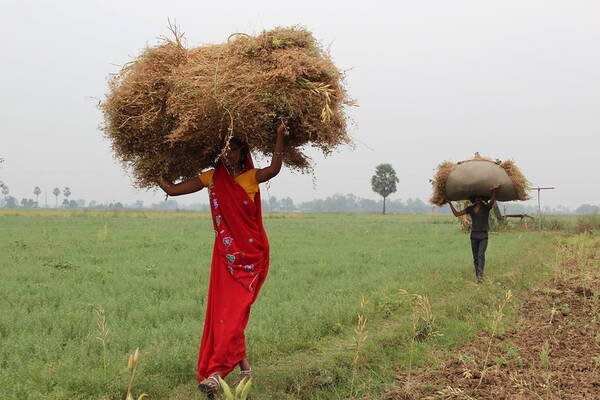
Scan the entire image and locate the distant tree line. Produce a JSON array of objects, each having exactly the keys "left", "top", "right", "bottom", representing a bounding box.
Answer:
[
  {"left": 264, "top": 197, "right": 599, "bottom": 215},
  {"left": 500, "top": 202, "right": 600, "bottom": 216},
  {"left": 266, "top": 194, "right": 434, "bottom": 214},
  {"left": 1, "top": 189, "right": 598, "bottom": 215},
  {"left": 0, "top": 185, "right": 78, "bottom": 209}
]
